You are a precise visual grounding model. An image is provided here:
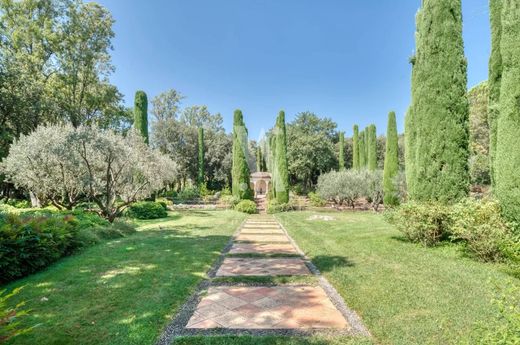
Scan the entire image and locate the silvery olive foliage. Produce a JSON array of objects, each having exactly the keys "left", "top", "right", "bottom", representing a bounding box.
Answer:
[
  {"left": 317, "top": 169, "right": 385, "bottom": 211},
  {"left": 1, "top": 125, "right": 177, "bottom": 221}
]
